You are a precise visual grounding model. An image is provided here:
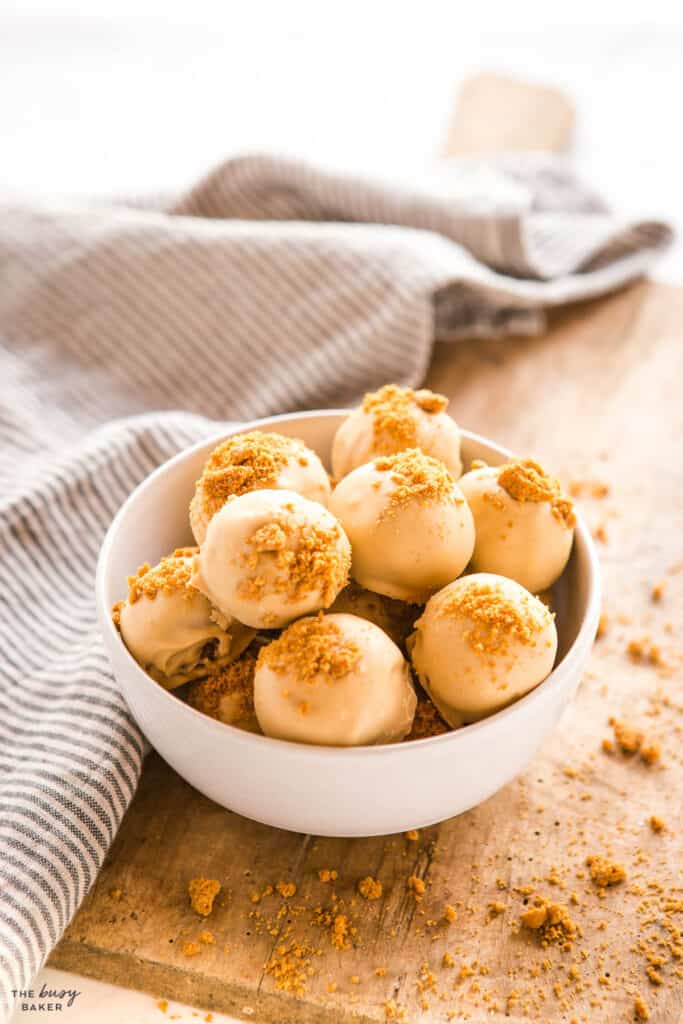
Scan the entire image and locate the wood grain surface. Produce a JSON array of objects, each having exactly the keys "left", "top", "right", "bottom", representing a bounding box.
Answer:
[{"left": 50, "top": 280, "right": 683, "bottom": 1023}]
